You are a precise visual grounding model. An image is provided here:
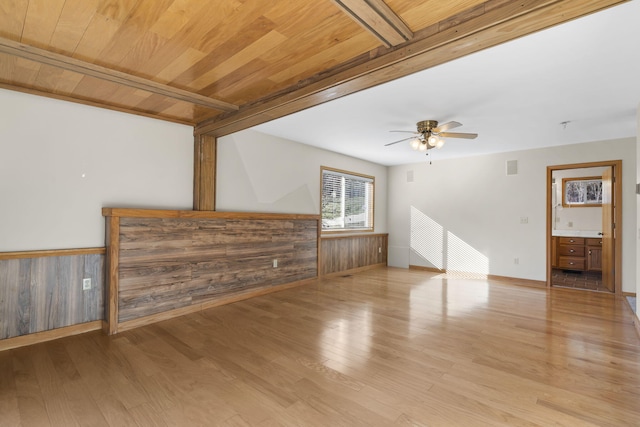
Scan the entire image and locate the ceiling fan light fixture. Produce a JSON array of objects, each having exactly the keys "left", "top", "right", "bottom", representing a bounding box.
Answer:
[{"left": 386, "top": 119, "right": 476, "bottom": 154}]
